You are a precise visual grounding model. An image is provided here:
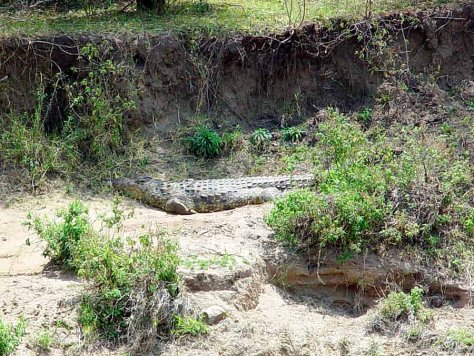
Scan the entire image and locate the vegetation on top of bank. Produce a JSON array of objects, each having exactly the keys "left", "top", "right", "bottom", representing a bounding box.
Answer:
[{"left": 0, "top": 0, "right": 460, "bottom": 38}]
